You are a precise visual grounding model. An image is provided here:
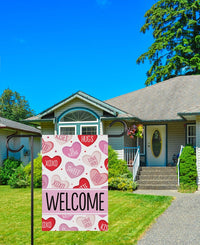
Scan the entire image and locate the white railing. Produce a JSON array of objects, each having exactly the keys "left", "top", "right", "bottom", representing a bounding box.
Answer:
[
  {"left": 132, "top": 147, "right": 140, "bottom": 181},
  {"left": 124, "top": 147, "right": 138, "bottom": 166},
  {"left": 177, "top": 145, "right": 184, "bottom": 186}
]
